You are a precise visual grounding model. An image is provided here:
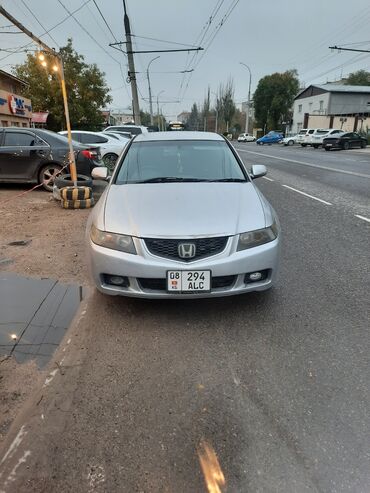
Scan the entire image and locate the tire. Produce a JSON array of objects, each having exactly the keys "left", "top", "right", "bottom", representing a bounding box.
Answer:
[
  {"left": 54, "top": 174, "right": 93, "bottom": 189},
  {"left": 313, "top": 145, "right": 319, "bottom": 149},
  {"left": 103, "top": 153, "right": 119, "bottom": 172},
  {"left": 288, "top": 140, "right": 294, "bottom": 146},
  {"left": 343, "top": 141, "right": 349, "bottom": 150},
  {"left": 60, "top": 186, "right": 92, "bottom": 201},
  {"left": 301, "top": 144, "right": 307, "bottom": 147},
  {"left": 38, "top": 163, "right": 63, "bottom": 192},
  {"left": 61, "top": 198, "right": 95, "bottom": 209},
  {"left": 361, "top": 141, "right": 367, "bottom": 149},
  {"left": 324, "top": 147, "right": 330, "bottom": 151}
]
